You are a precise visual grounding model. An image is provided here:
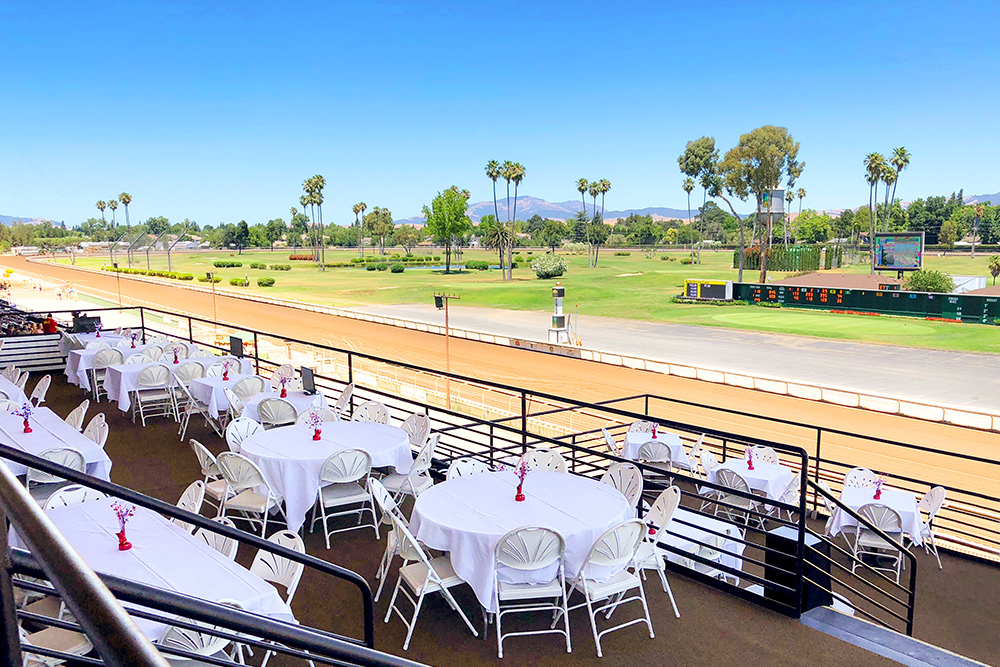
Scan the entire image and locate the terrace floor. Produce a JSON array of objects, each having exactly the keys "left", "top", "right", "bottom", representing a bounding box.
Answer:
[{"left": 33, "top": 375, "right": 1000, "bottom": 666}]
